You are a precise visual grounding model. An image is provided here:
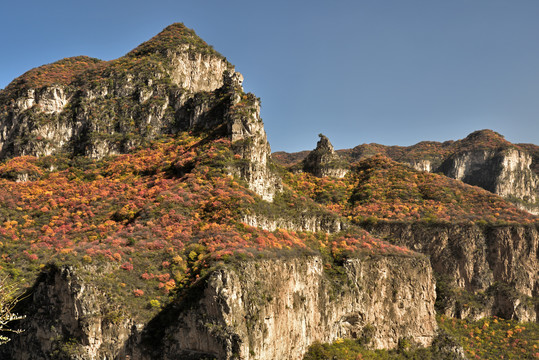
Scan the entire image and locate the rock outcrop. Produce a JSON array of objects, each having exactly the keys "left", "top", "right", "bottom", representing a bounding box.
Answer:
[
  {"left": 406, "top": 159, "right": 432, "bottom": 172},
  {"left": 302, "top": 134, "right": 348, "bottom": 178},
  {"left": 2, "top": 257, "right": 436, "bottom": 360},
  {"left": 242, "top": 213, "right": 345, "bottom": 233},
  {"left": 438, "top": 147, "right": 538, "bottom": 213},
  {"left": 225, "top": 74, "right": 281, "bottom": 201},
  {"left": 275, "top": 130, "right": 539, "bottom": 213},
  {"left": 364, "top": 222, "right": 539, "bottom": 322}
]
